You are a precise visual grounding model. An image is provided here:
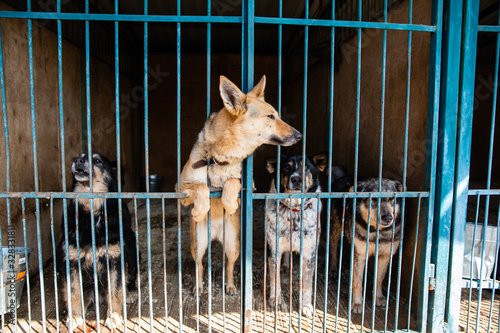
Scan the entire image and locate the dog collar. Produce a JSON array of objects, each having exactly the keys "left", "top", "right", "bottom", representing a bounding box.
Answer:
[{"left": 192, "top": 157, "right": 229, "bottom": 169}]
